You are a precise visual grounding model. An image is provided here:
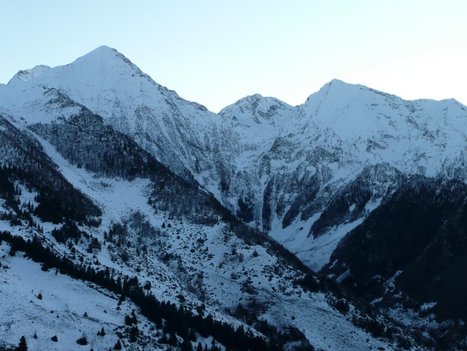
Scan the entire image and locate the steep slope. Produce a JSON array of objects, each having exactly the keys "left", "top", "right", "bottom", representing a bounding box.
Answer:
[
  {"left": 2, "top": 45, "right": 222, "bottom": 185},
  {"left": 2, "top": 48, "right": 465, "bottom": 274},
  {"left": 0, "top": 242, "right": 166, "bottom": 351},
  {"left": 0, "top": 104, "right": 401, "bottom": 350},
  {"left": 0, "top": 112, "right": 100, "bottom": 225},
  {"left": 300, "top": 79, "right": 466, "bottom": 177},
  {"left": 324, "top": 177, "right": 467, "bottom": 347},
  {"left": 219, "top": 80, "right": 466, "bottom": 269}
]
